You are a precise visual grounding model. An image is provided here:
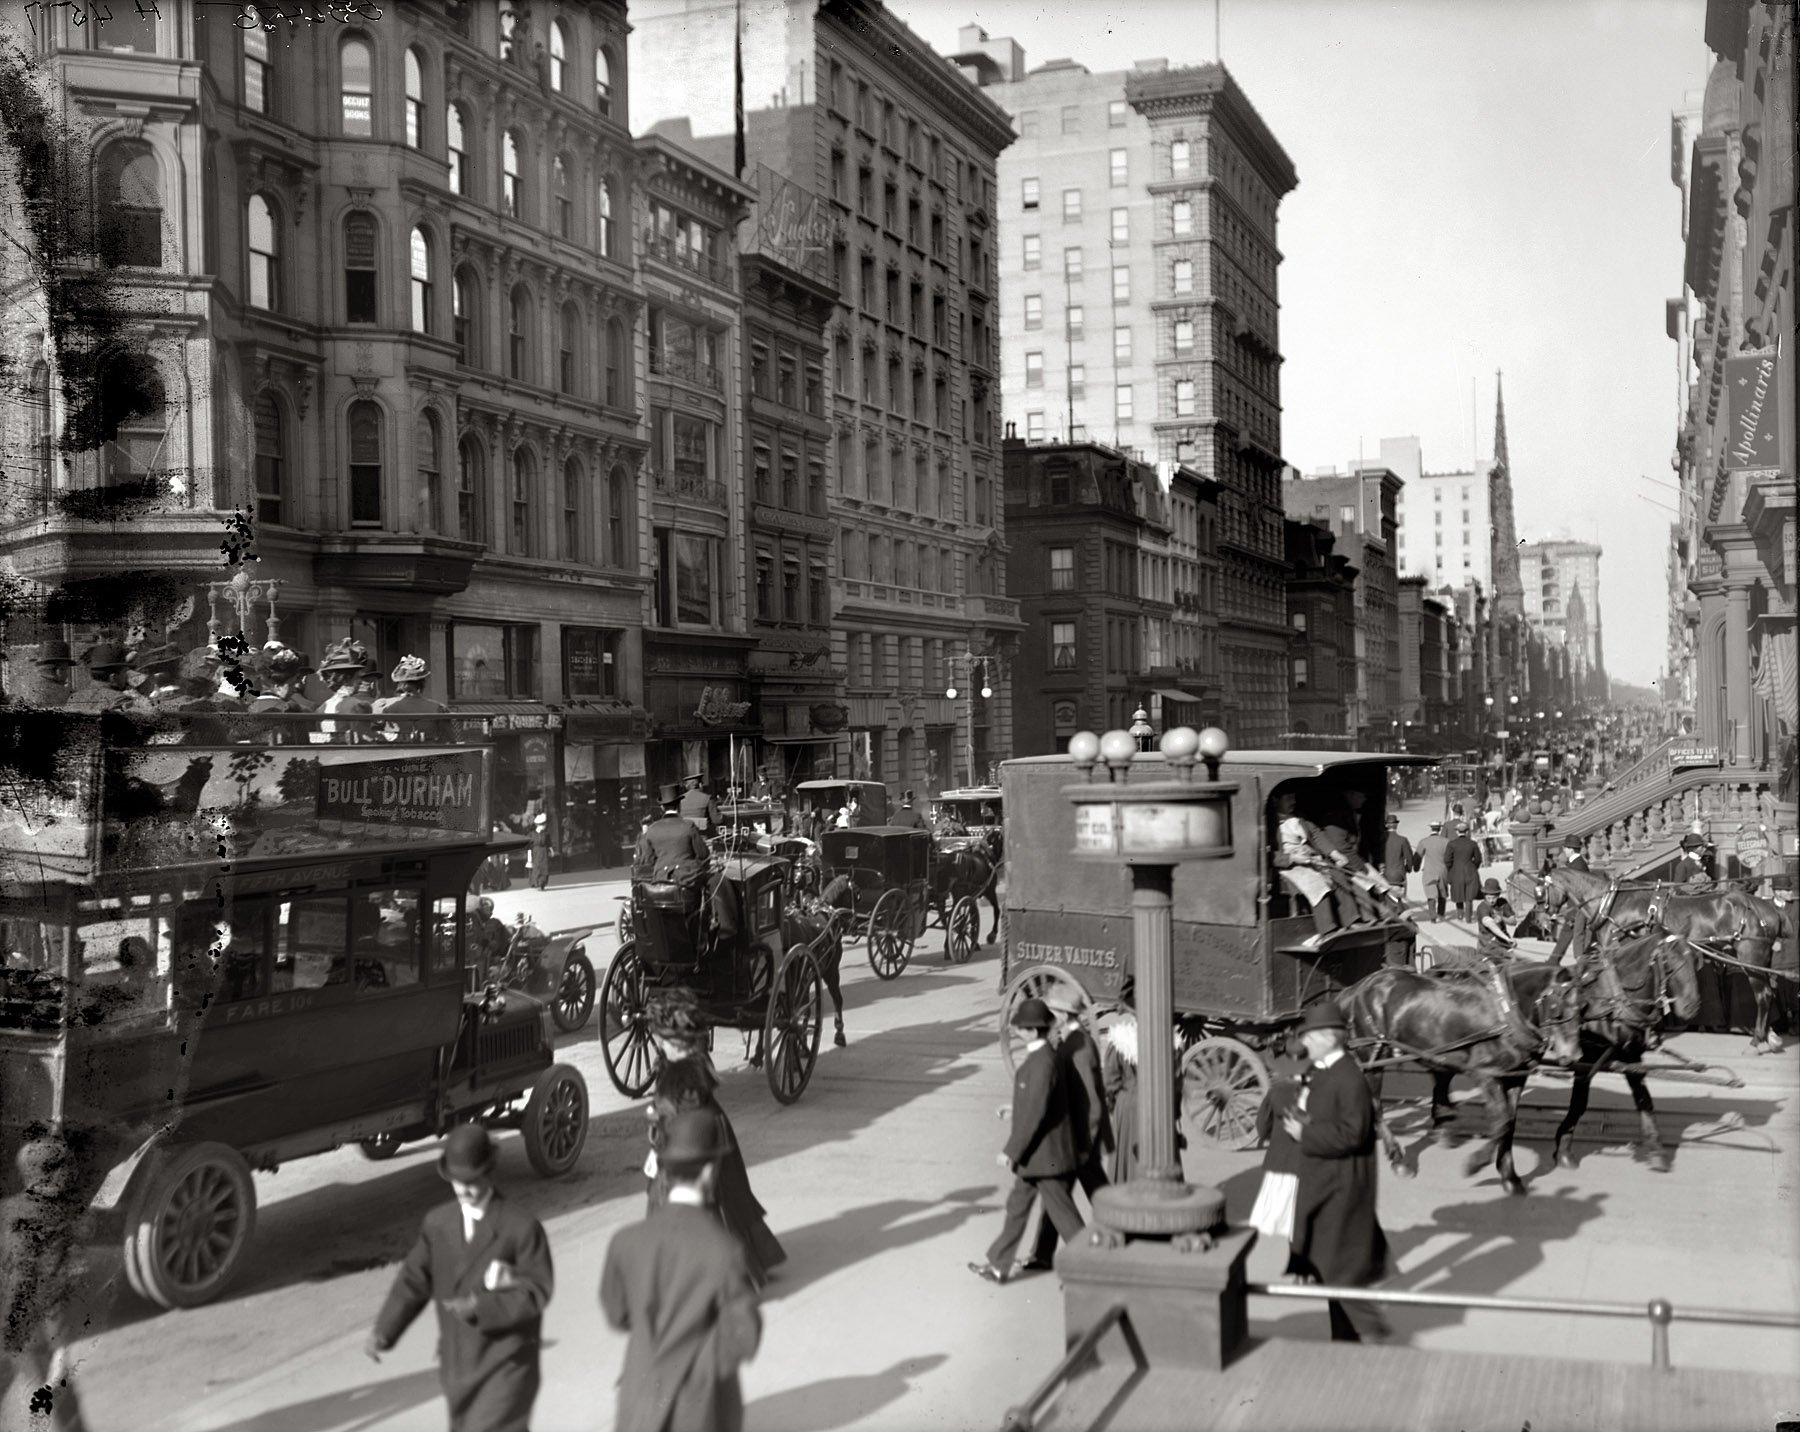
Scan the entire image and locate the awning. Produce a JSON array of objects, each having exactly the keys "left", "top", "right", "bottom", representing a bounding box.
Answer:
[
  {"left": 1152, "top": 688, "right": 1203, "bottom": 704},
  {"left": 763, "top": 733, "right": 839, "bottom": 745},
  {"left": 564, "top": 700, "right": 653, "bottom": 743},
  {"left": 449, "top": 702, "right": 562, "bottom": 732}
]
